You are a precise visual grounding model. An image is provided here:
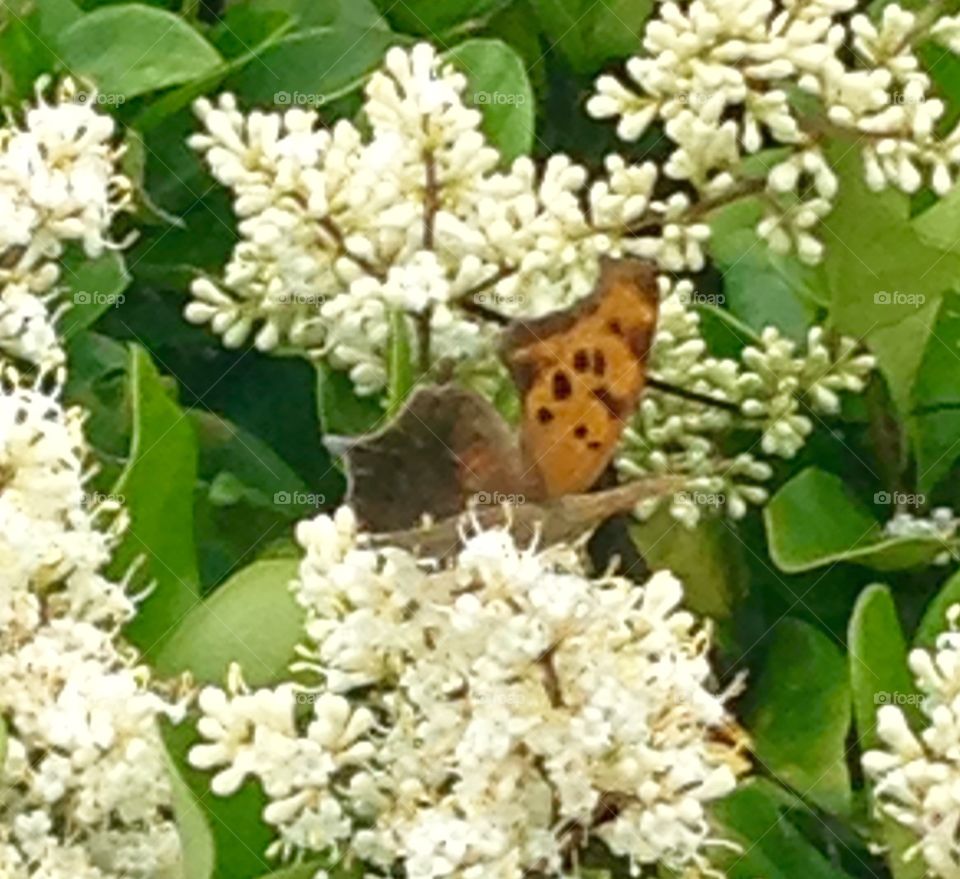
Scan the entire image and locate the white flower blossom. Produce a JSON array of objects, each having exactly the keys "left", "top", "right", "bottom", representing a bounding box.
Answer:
[
  {"left": 589, "top": 1, "right": 960, "bottom": 262},
  {"left": 884, "top": 508, "right": 959, "bottom": 566},
  {"left": 758, "top": 149, "right": 837, "bottom": 264},
  {"left": 619, "top": 285, "right": 874, "bottom": 525},
  {"left": 0, "top": 78, "right": 130, "bottom": 368},
  {"left": 863, "top": 605, "right": 960, "bottom": 879},
  {"left": 186, "top": 44, "right": 722, "bottom": 395},
  {"left": 0, "top": 370, "right": 182, "bottom": 879},
  {"left": 189, "top": 507, "right": 749, "bottom": 878}
]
